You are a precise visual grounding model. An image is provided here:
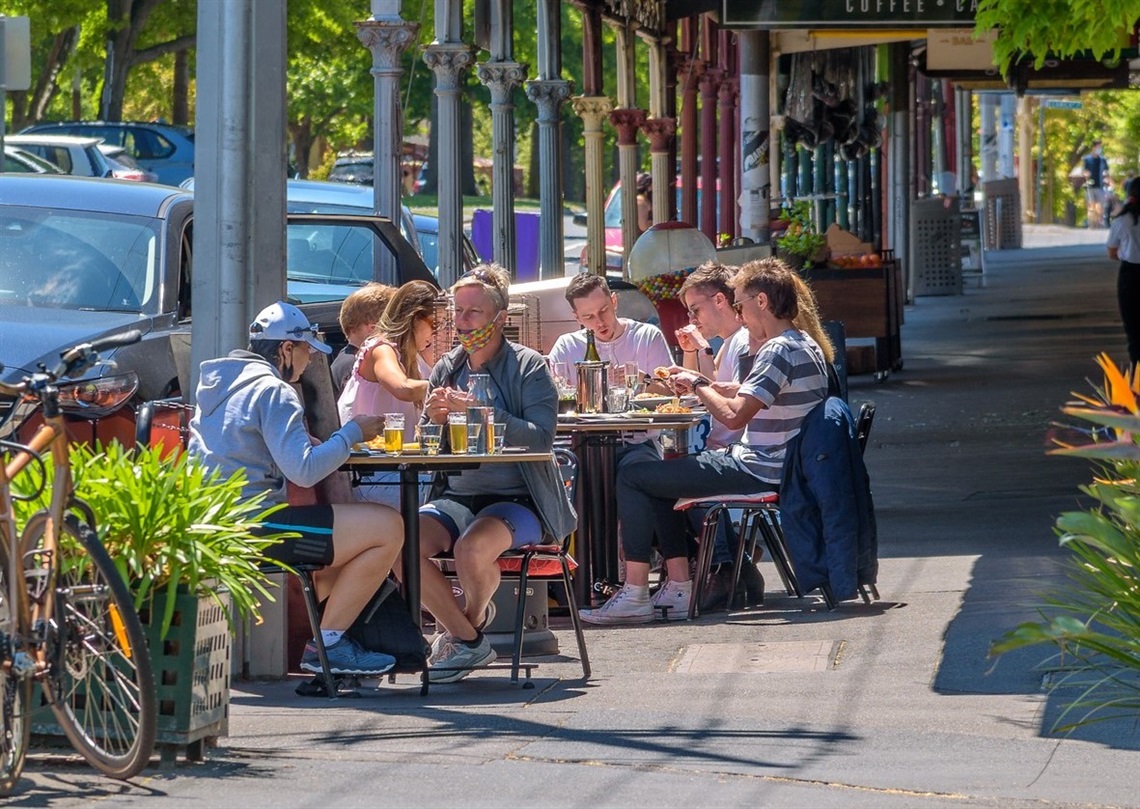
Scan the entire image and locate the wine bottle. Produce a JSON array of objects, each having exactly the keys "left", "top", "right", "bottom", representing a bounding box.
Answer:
[{"left": 584, "top": 329, "right": 600, "bottom": 362}]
